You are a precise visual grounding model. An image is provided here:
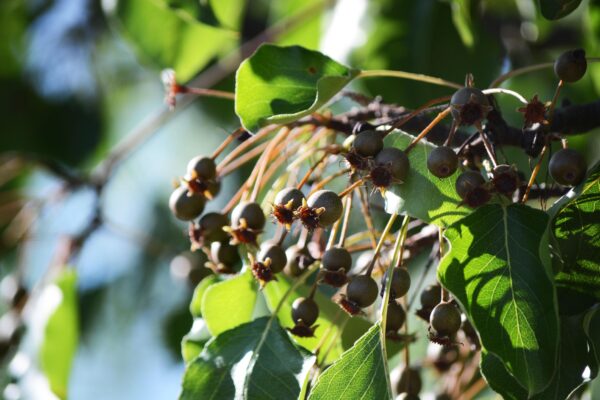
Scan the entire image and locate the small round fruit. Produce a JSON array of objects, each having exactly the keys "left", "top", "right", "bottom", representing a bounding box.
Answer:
[
  {"left": 549, "top": 148, "right": 587, "bottom": 187},
  {"left": 450, "top": 87, "right": 489, "bottom": 123},
  {"left": 321, "top": 247, "right": 352, "bottom": 273},
  {"left": 211, "top": 241, "right": 241, "bottom": 269},
  {"left": 346, "top": 275, "right": 379, "bottom": 308},
  {"left": 375, "top": 148, "right": 410, "bottom": 182},
  {"left": 198, "top": 212, "right": 229, "bottom": 243},
  {"left": 383, "top": 268, "right": 411, "bottom": 299},
  {"left": 455, "top": 170, "right": 485, "bottom": 200},
  {"left": 386, "top": 301, "right": 406, "bottom": 332},
  {"left": 420, "top": 284, "right": 442, "bottom": 310},
  {"left": 291, "top": 297, "right": 319, "bottom": 326},
  {"left": 430, "top": 302, "right": 462, "bottom": 336},
  {"left": 274, "top": 187, "right": 305, "bottom": 210},
  {"left": 187, "top": 156, "right": 217, "bottom": 180},
  {"left": 554, "top": 49, "right": 587, "bottom": 83},
  {"left": 492, "top": 164, "right": 519, "bottom": 195},
  {"left": 397, "top": 366, "right": 422, "bottom": 395},
  {"left": 169, "top": 186, "right": 205, "bottom": 221},
  {"left": 306, "top": 190, "right": 343, "bottom": 227},
  {"left": 231, "top": 202, "right": 266, "bottom": 230},
  {"left": 259, "top": 242, "right": 287, "bottom": 273},
  {"left": 285, "top": 245, "right": 315, "bottom": 276},
  {"left": 427, "top": 147, "right": 458, "bottom": 178},
  {"left": 353, "top": 130, "right": 384, "bottom": 157}
]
